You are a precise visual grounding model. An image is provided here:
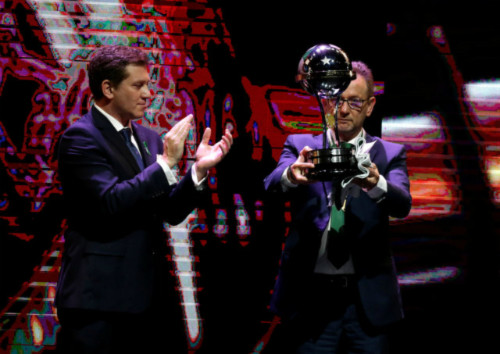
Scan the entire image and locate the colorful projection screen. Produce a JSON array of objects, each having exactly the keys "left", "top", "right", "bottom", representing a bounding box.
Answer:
[{"left": 0, "top": 0, "right": 499, "bottom": 353}]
